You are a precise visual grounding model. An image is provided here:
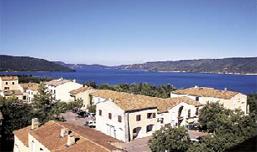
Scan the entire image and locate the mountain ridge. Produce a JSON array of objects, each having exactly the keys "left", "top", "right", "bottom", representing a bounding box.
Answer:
[{"left": 0, "top": 55, "right": 74, "bottom": 72}]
